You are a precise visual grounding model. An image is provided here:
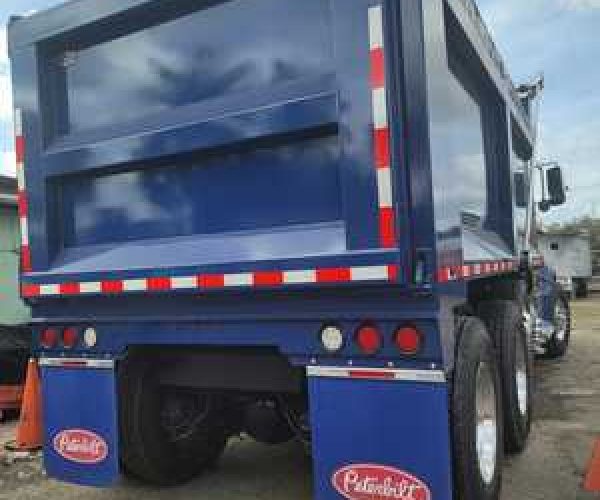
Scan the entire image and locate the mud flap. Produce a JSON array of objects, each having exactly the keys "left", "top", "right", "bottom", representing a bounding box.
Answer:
[
  {"left": 308, "top": 367, "right": 453, "bottom": 500},
  {"left": 40, "top": 359, "right": 119, "bottom": 487}
]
